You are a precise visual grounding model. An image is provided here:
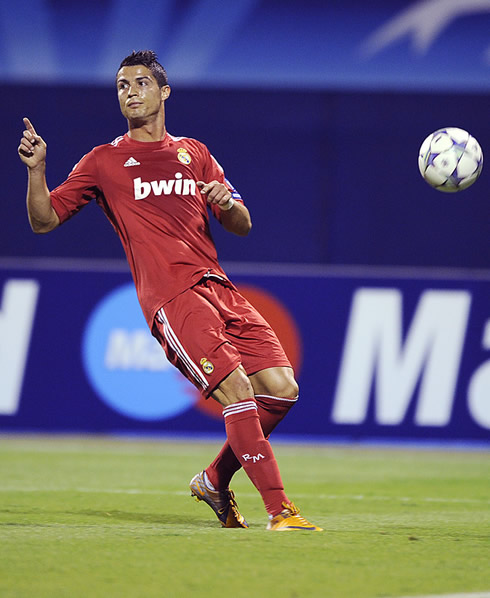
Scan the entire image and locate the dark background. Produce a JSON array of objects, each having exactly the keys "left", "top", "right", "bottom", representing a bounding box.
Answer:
[{"left": 4, "top": 85, "right": 490, "bottom": 268}]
